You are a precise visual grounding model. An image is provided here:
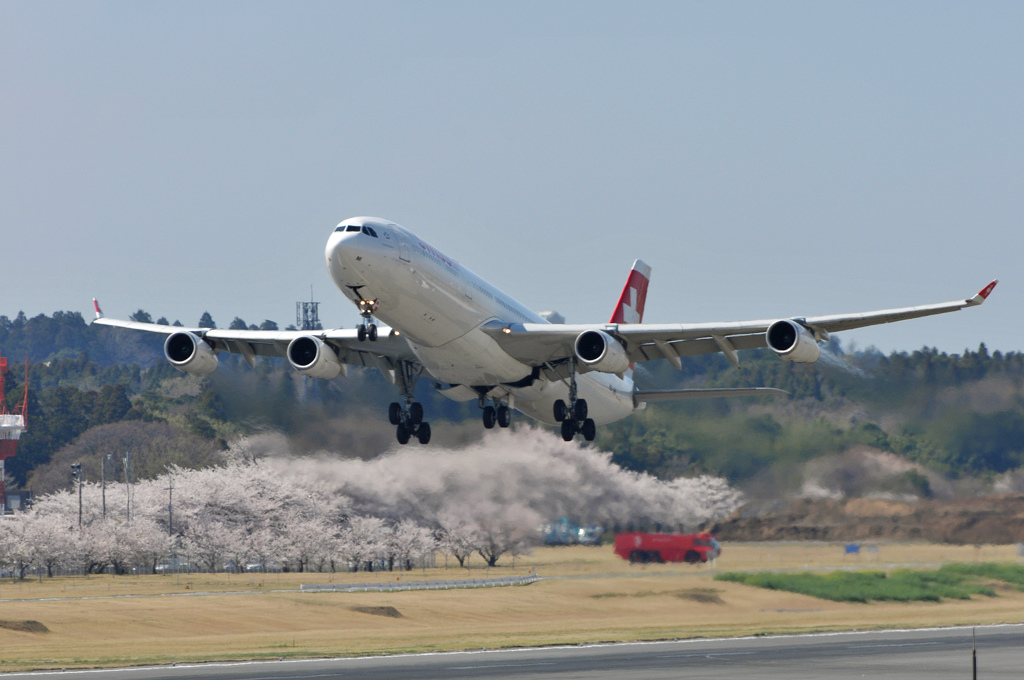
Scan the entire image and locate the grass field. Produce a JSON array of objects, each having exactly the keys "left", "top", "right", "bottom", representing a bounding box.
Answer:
[
  {"left": 0, "top": 542, "right": 1022, "bottom": 672},
  {"left": 714, "top": 566, "right": 1024, "bottom": 602}
]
